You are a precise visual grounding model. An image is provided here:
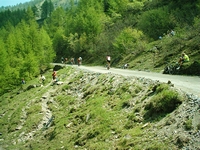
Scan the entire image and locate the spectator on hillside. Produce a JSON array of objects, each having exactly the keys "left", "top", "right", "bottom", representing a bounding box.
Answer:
[
  {"left": 40, "top": 74, "right": 46, "bottom": 85},
  {"left": 20, "top": 78, "right": 26, "bottom": 90},
  {"left": 52, "top": 71, "right": 57, "bottom": 80},
  {"left": 21, "top": 78, "right": 26, "bottom": 84},
  {"left": 170, "top": 30, "right": 175, "bottom": 36},
  {"left": 61, "top": 57, "right": 64, "bottom": 63},
  {"left": 177, "top": 52, "right": 189, "bottom": 69}
]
